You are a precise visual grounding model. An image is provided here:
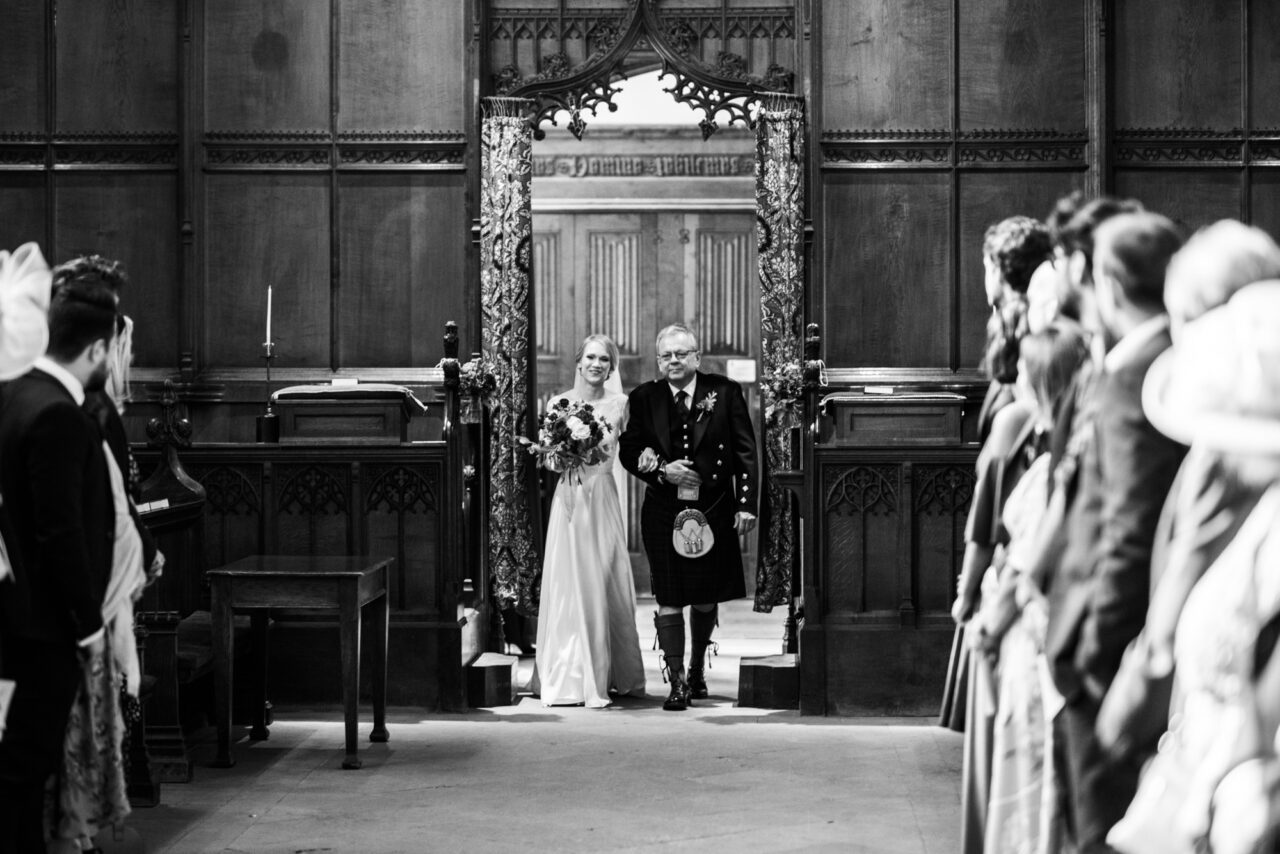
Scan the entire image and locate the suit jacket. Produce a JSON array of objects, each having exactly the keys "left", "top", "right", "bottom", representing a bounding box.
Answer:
[
  {"left": 0, "top": 369, "right": 114, "bottom": 644},
  {"left": 618, "top": 371, "right": 758, "bottom": 515},
  {"left": 1045, "top": 325, "right": 1186, "bottom": 703}
]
